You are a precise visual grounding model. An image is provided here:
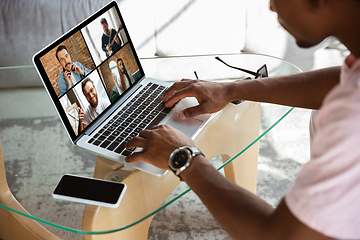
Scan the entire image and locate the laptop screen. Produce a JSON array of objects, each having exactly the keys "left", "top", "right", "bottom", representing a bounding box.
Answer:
[{"left": 33, "top": 1, "right": 144, "bottom": 141}]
